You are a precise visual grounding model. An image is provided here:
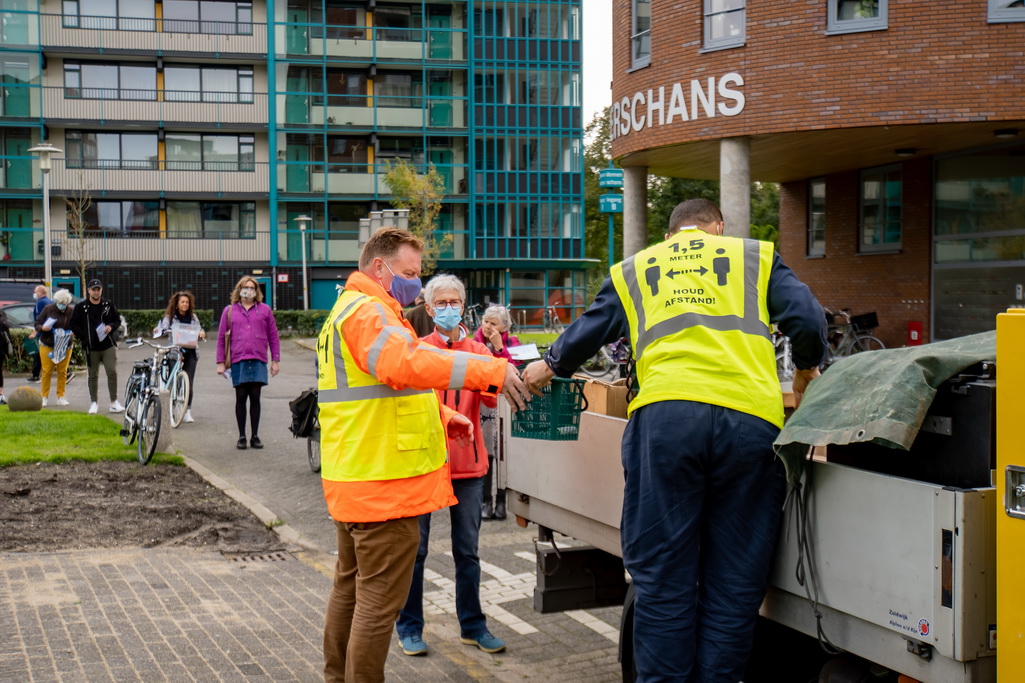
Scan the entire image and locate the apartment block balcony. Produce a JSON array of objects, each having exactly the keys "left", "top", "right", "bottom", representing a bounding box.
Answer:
[
  {"left": 286, "top": 95, "right": 464, "bottom": 129},
  {"left": 283, "top": 24, "right": 465, "bottom": 62},
  {"left": 279, "top": 161, "right": 466, "bottom": 196},
  {"left": 42, "top": 87, "right": 268, "bottom": 128},
  {"left": 50, "top": 160, "right": 269, "bottom": 198},
  {"left": 40, "top": 14, "right": 268, "bottom": 57},
  {"left": 0, "top": 227, "right": 269, "bottom": 266}
]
